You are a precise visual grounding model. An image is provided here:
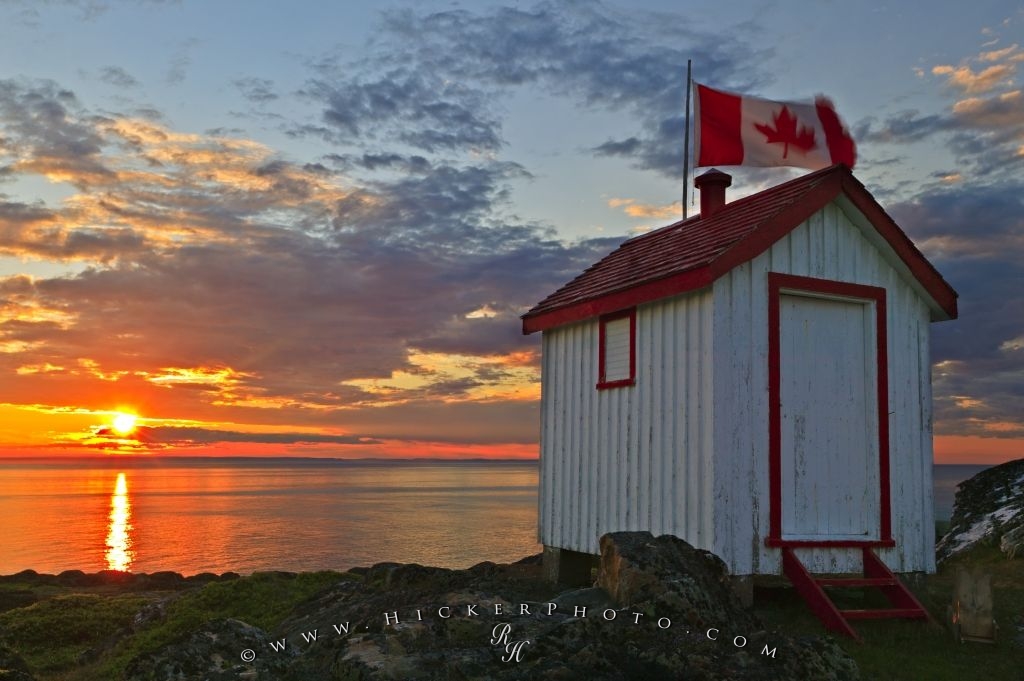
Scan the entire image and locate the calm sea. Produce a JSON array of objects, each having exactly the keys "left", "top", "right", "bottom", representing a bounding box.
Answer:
[
  {"left": 932, "top": 463, "right": 990, "bottom": 522},
  {"left": 0, "top": 459, "right": 988, "bottom": 576}
]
